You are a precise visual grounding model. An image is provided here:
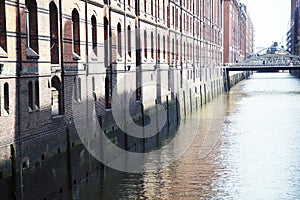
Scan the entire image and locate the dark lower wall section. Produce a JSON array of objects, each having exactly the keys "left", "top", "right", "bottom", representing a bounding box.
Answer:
[
  {"left": 290, "top": 69, "right": 300, "bottom": 77},
  {"left": 0, "top": 71, "right": 248, "bottom": 200}
]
